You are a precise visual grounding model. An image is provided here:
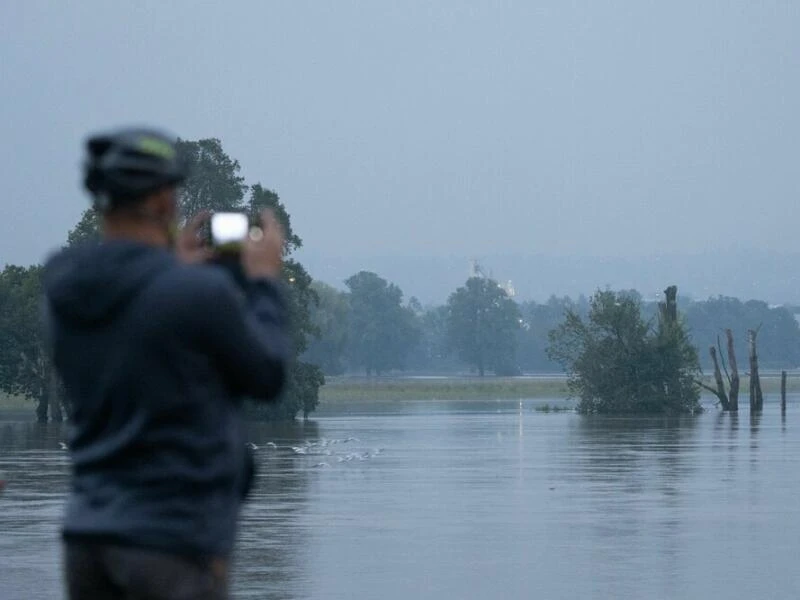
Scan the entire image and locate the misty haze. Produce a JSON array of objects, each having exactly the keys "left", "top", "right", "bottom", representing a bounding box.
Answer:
[
  {"left": 3, "top": 2, "right": 800, "bottom": 305},
  {"left": 3, "top": 2, "right": 800, "bottom": 600}
]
